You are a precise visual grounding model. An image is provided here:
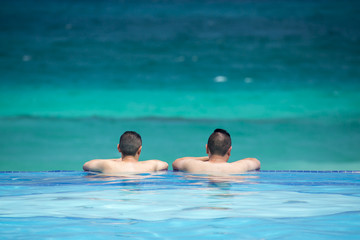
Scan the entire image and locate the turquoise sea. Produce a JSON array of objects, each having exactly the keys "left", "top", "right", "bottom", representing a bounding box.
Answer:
[{"left": 1, "top": 0, "right": 359, "bottom": 171}]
